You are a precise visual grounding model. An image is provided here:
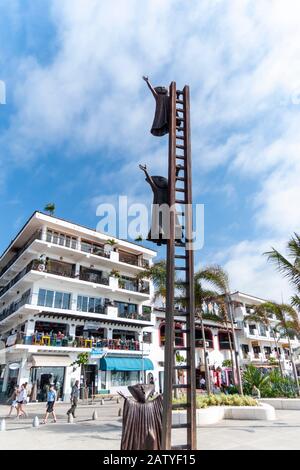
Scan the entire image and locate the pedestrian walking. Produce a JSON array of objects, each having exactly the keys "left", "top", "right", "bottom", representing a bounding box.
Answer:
[
  {"left": 16, "top": 383, "right": 28, "bottom": 418},
  {"left": 6, "top": 385, "right": 18, "bottom": 417},
  {"left": 42, "top": 384, "right": 57, "bottom": 424},
  {"left": 67, "top": 380, "right": 79, "bottom": 418}
]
